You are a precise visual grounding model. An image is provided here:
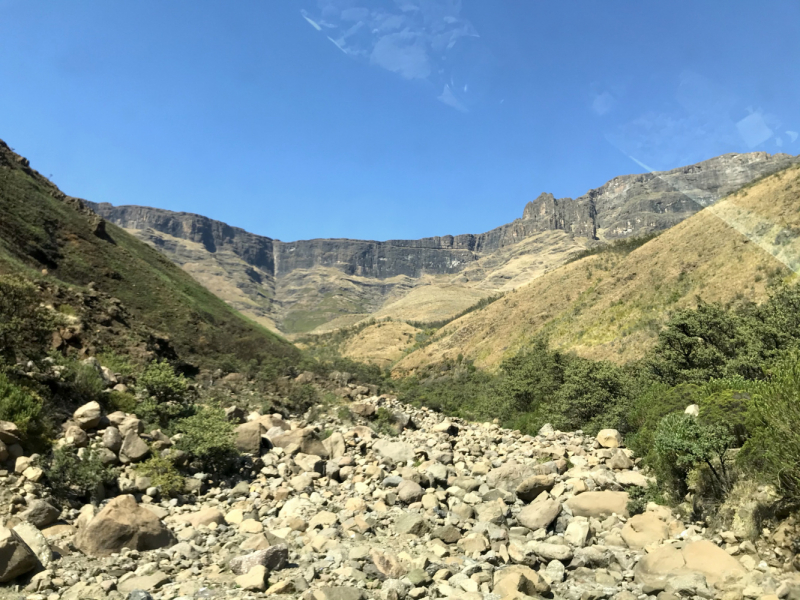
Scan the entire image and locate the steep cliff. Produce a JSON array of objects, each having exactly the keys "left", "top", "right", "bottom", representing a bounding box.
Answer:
[{"left": 88, "top": 151, "right": 798, "bottom": 333}]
